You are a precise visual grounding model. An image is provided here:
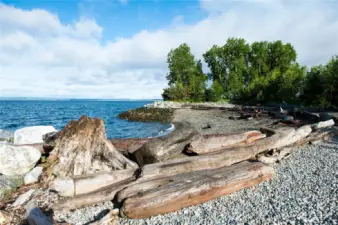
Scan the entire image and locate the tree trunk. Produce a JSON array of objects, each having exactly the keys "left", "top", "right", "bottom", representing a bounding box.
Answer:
[
  {"left": 120, "top": 161, "right": 274, "bottom": 219},
  {"left": 133, "top": 122, "right": 202, "bottom": 166},
  {"left": 48, "top": 116, "right": 138, "bottom": 179},
  {"left": 187, "top": 130, "right": 266, "bottom": 154},
  {"left": 311, "top": 119, "right": 335, "bottom": 130}
]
